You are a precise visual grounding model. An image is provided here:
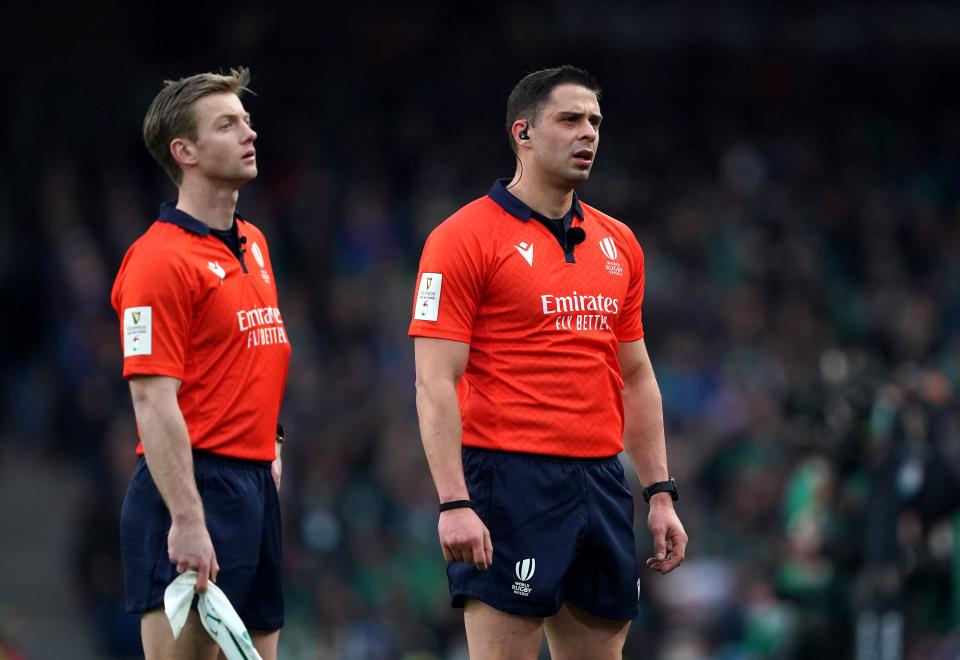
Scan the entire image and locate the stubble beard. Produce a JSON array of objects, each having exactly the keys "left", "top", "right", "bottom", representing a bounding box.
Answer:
[{"left": 564, "top": 164, "right": 592, "bottom": 188}]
